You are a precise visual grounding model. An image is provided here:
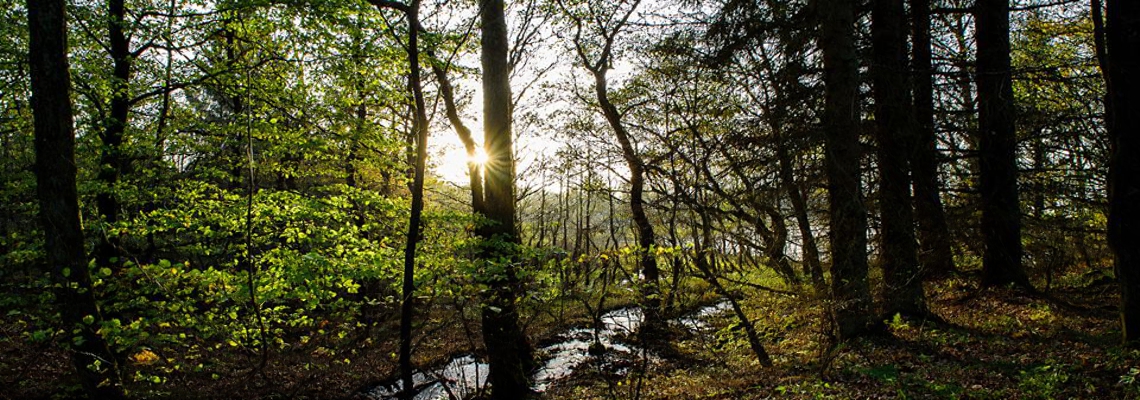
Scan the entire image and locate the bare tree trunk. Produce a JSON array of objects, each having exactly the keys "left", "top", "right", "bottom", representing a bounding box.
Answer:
[
  {"left": 432, "top": 61, "right": 485, "bottom": 212},
  {"left": 559, "top": 0, "right": 662, "bottom": 334},
  {"left": 1104, "top": 0, "right": 1140, "bottom": 344},
  {"left": 975, "top": 0, "right": 1031, "bottom": 288},
  {"left": 479, "top": 0, "right": 536, "bottom": 397},
  {"left": 398, "top": 2, "right": 429, "bottom": 398},
  {"left": 816, "top": 0, "right": 875, "bottom": 339},
  {"left": 590, "top": 70, "right": 663, "bottom": 334},
  {"left": 28, "top": 0, "right": 126, "bottom": 396},
  {"left": 873, "top": 0, "right": 928, "bottom": 318},
  {"left": 96, "top": 0, "right": 134, "bottom": 274},
  {"left": 777, "top": 140, "right": 824, "bottom": 290},
  {"left": 909, "top": 0, "right": 956, "bottom": 278},
  {"left": 537, "top": 168, "right": 548, "bottom": 247}
]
